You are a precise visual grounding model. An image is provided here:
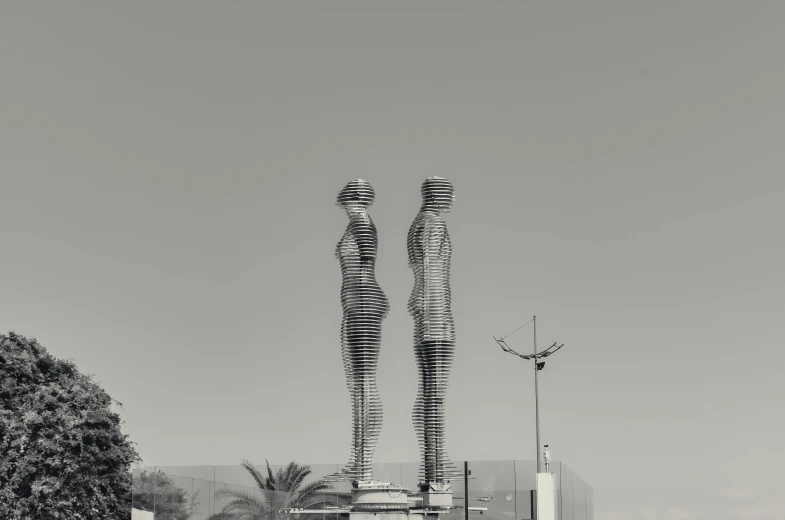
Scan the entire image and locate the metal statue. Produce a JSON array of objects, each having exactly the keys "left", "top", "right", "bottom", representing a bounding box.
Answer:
[
  {"left": 331, "top": 179, "right": 388, "bottom": 483},
  {"left": 408, "top": 176, "right": 461, "bottom": 484}
]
